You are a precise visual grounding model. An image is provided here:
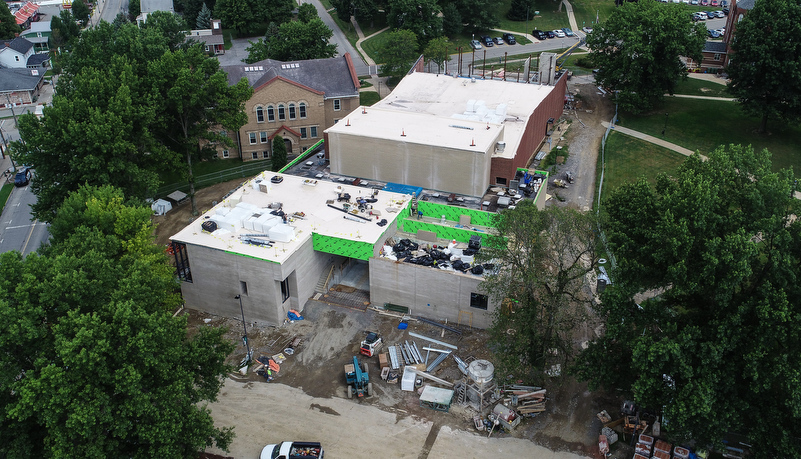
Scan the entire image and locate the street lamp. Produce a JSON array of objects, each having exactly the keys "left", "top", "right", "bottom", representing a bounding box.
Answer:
[
  {"left": 662, "top": 112, "right": 668, "bottom": 136},
  {"left": 234, "top": 295, "right": 252, "bottom": 365}
]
